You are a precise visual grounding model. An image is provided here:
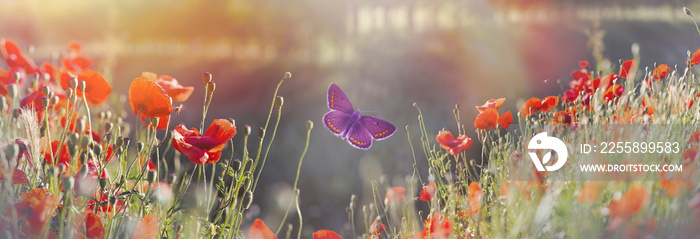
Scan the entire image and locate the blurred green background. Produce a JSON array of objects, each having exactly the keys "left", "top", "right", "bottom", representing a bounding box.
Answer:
[{"left": 2, "top": 0, "right": 699, "bottom": 236}]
